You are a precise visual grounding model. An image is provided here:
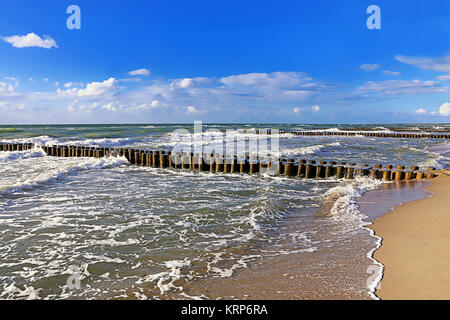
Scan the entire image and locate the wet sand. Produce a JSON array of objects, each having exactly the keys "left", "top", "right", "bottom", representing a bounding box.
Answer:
[{"left": 370, "top": 173, "right": 450, "bottom": 300}]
